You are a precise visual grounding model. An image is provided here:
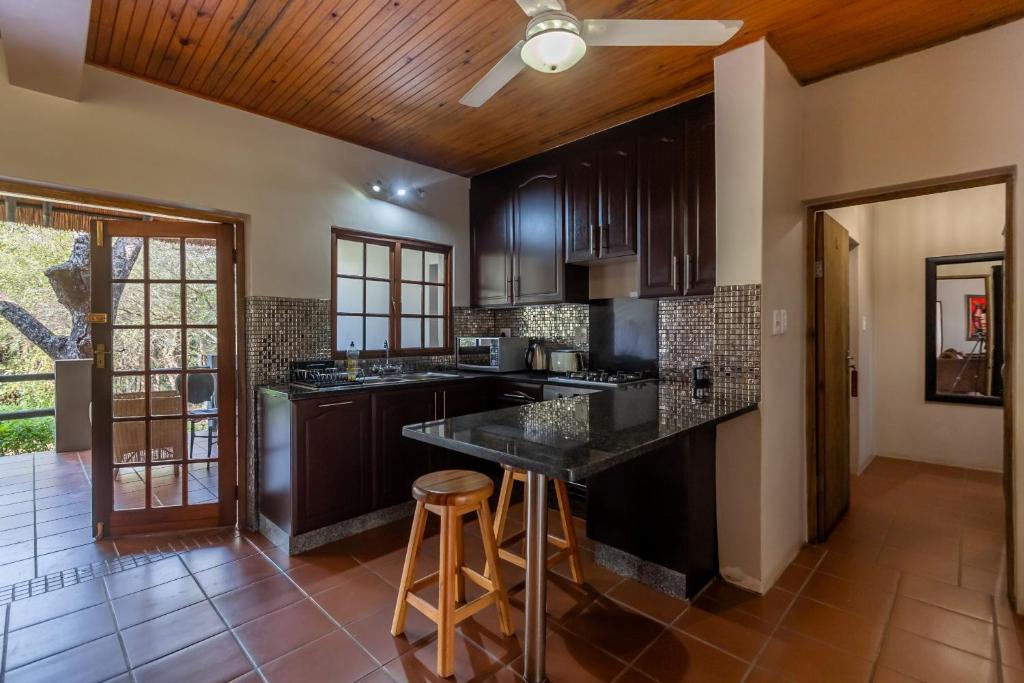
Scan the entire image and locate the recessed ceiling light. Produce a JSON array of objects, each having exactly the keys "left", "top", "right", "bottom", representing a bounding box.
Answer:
[
  {"left": 396, "top": 188, "right": 407, "bottom": 197},
  {"left": 371, "top": 182, "right": 382, "bottom": 193}
]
